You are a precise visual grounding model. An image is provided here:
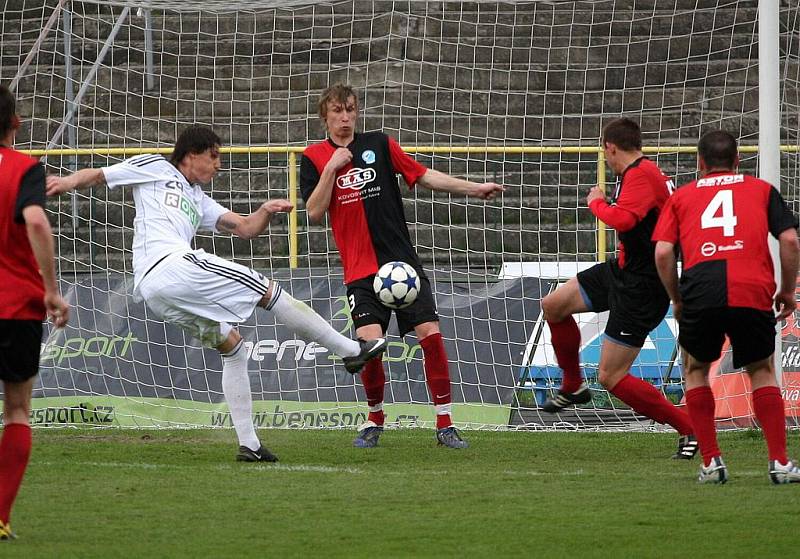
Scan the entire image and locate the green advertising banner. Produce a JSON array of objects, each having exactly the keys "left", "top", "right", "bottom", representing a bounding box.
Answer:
[
  {"left": 29, "top": 272, "right": 542, "bottom": 429},
  {"left": 23, "top": 396, "right": 510, "bottom": 430}
]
